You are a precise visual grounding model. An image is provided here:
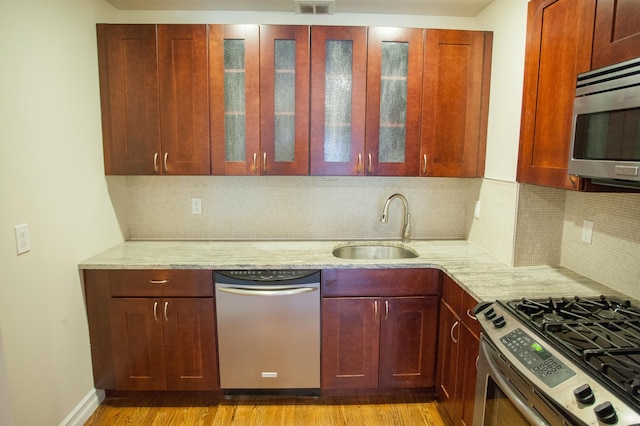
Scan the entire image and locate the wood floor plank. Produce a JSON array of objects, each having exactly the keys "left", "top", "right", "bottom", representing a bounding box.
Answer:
[{"left": 85, "top": 394, "right": 447, "bottom": 425}]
